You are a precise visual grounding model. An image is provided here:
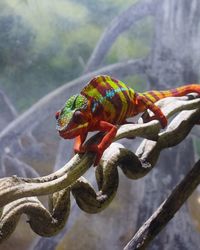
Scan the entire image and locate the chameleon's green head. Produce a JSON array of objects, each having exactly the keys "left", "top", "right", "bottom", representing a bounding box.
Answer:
[{"left": 55, "top": 94, "right": 88, "bottom": 139}]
